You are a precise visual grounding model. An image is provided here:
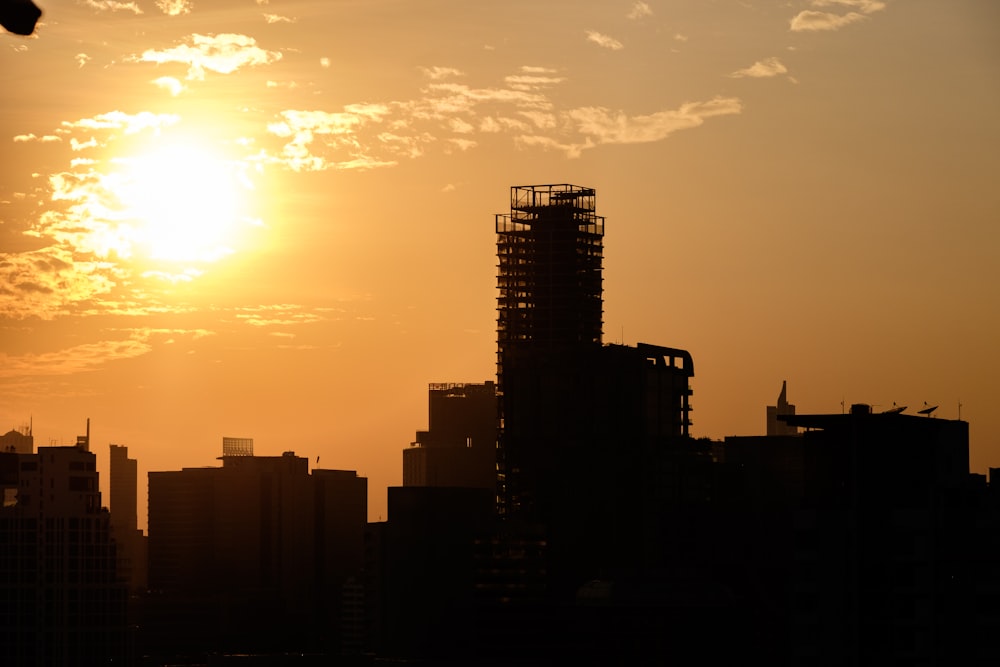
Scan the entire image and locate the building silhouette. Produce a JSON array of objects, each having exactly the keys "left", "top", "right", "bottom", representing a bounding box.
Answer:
[
  {"left": 767, "top": 380, "right": 798, "bottom": 436},
  {"left": 403, "top": 381, "right": 497, "bottom": 491},
  {"left": 712, "top": 403, "right": 994, "bottom": 665},
  {"left": 144, "top": 442, "right": 367, "bottom": 657},
  {"left": 782, "top": 404, "right": 978, "bottom": 665},
  {"left": 0, "top": 423, "right": 129, "bottom": 666},
  {"left": 494, "top": 185, "right": 695, "bottom": 585},
  {"left": 495, "top": 184, "right": 604, "bottom": 518},
  {"left": 109, "top": 443, "right": 147, "bottom": 594},
  {"left": 1, "top": 422, "right": 33, "bottom": 453}
]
